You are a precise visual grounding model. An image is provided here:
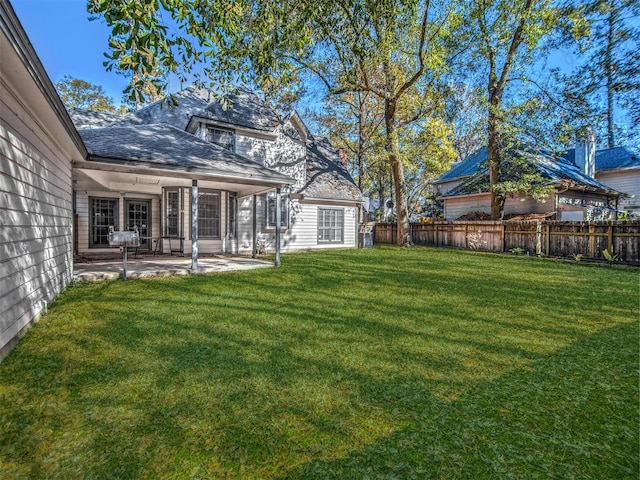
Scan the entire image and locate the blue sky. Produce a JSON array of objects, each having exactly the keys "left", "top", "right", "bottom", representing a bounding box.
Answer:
[
  {"left": 10, "top": 0, "right": 638, "bottom": 147},
  {"left": 12, "top": 0, "right": 141, "bottom": 105}
]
